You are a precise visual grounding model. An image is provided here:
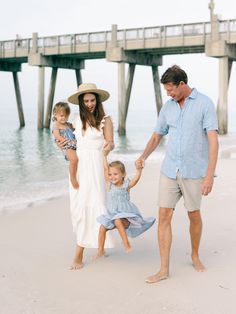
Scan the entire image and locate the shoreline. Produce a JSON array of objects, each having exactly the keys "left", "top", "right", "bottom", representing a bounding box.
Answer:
[{"left": 2, "top": 145, "right": 236, "bottom": 215}]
